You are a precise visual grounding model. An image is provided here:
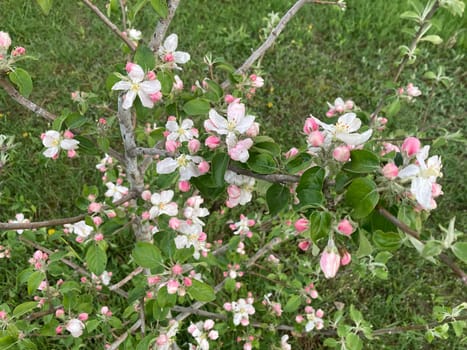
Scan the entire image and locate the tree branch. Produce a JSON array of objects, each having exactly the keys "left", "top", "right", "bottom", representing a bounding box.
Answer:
[
  {"left": 0, "top": 78, "right": 57, "bottom": 121},
  {"left": 0, "top": 192, "right": 137, "bottom": 231},
  {"left": 109, "top": 266, "right": 143, "bottom": 291},
  {"left": 148, "top": 0, "right": 181, "bottom": 52},
  {"left": 378, "top": 207, "right": 467, "bottom": 284},
  {"left": 229, "top": 164, "right": 300, "bottom": 184},
  {"left": 108, "top": 319, "right": 142, "bottom": 350},
  {"left": 81, "top": 0, "right": 136, "bottom": 51}
]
